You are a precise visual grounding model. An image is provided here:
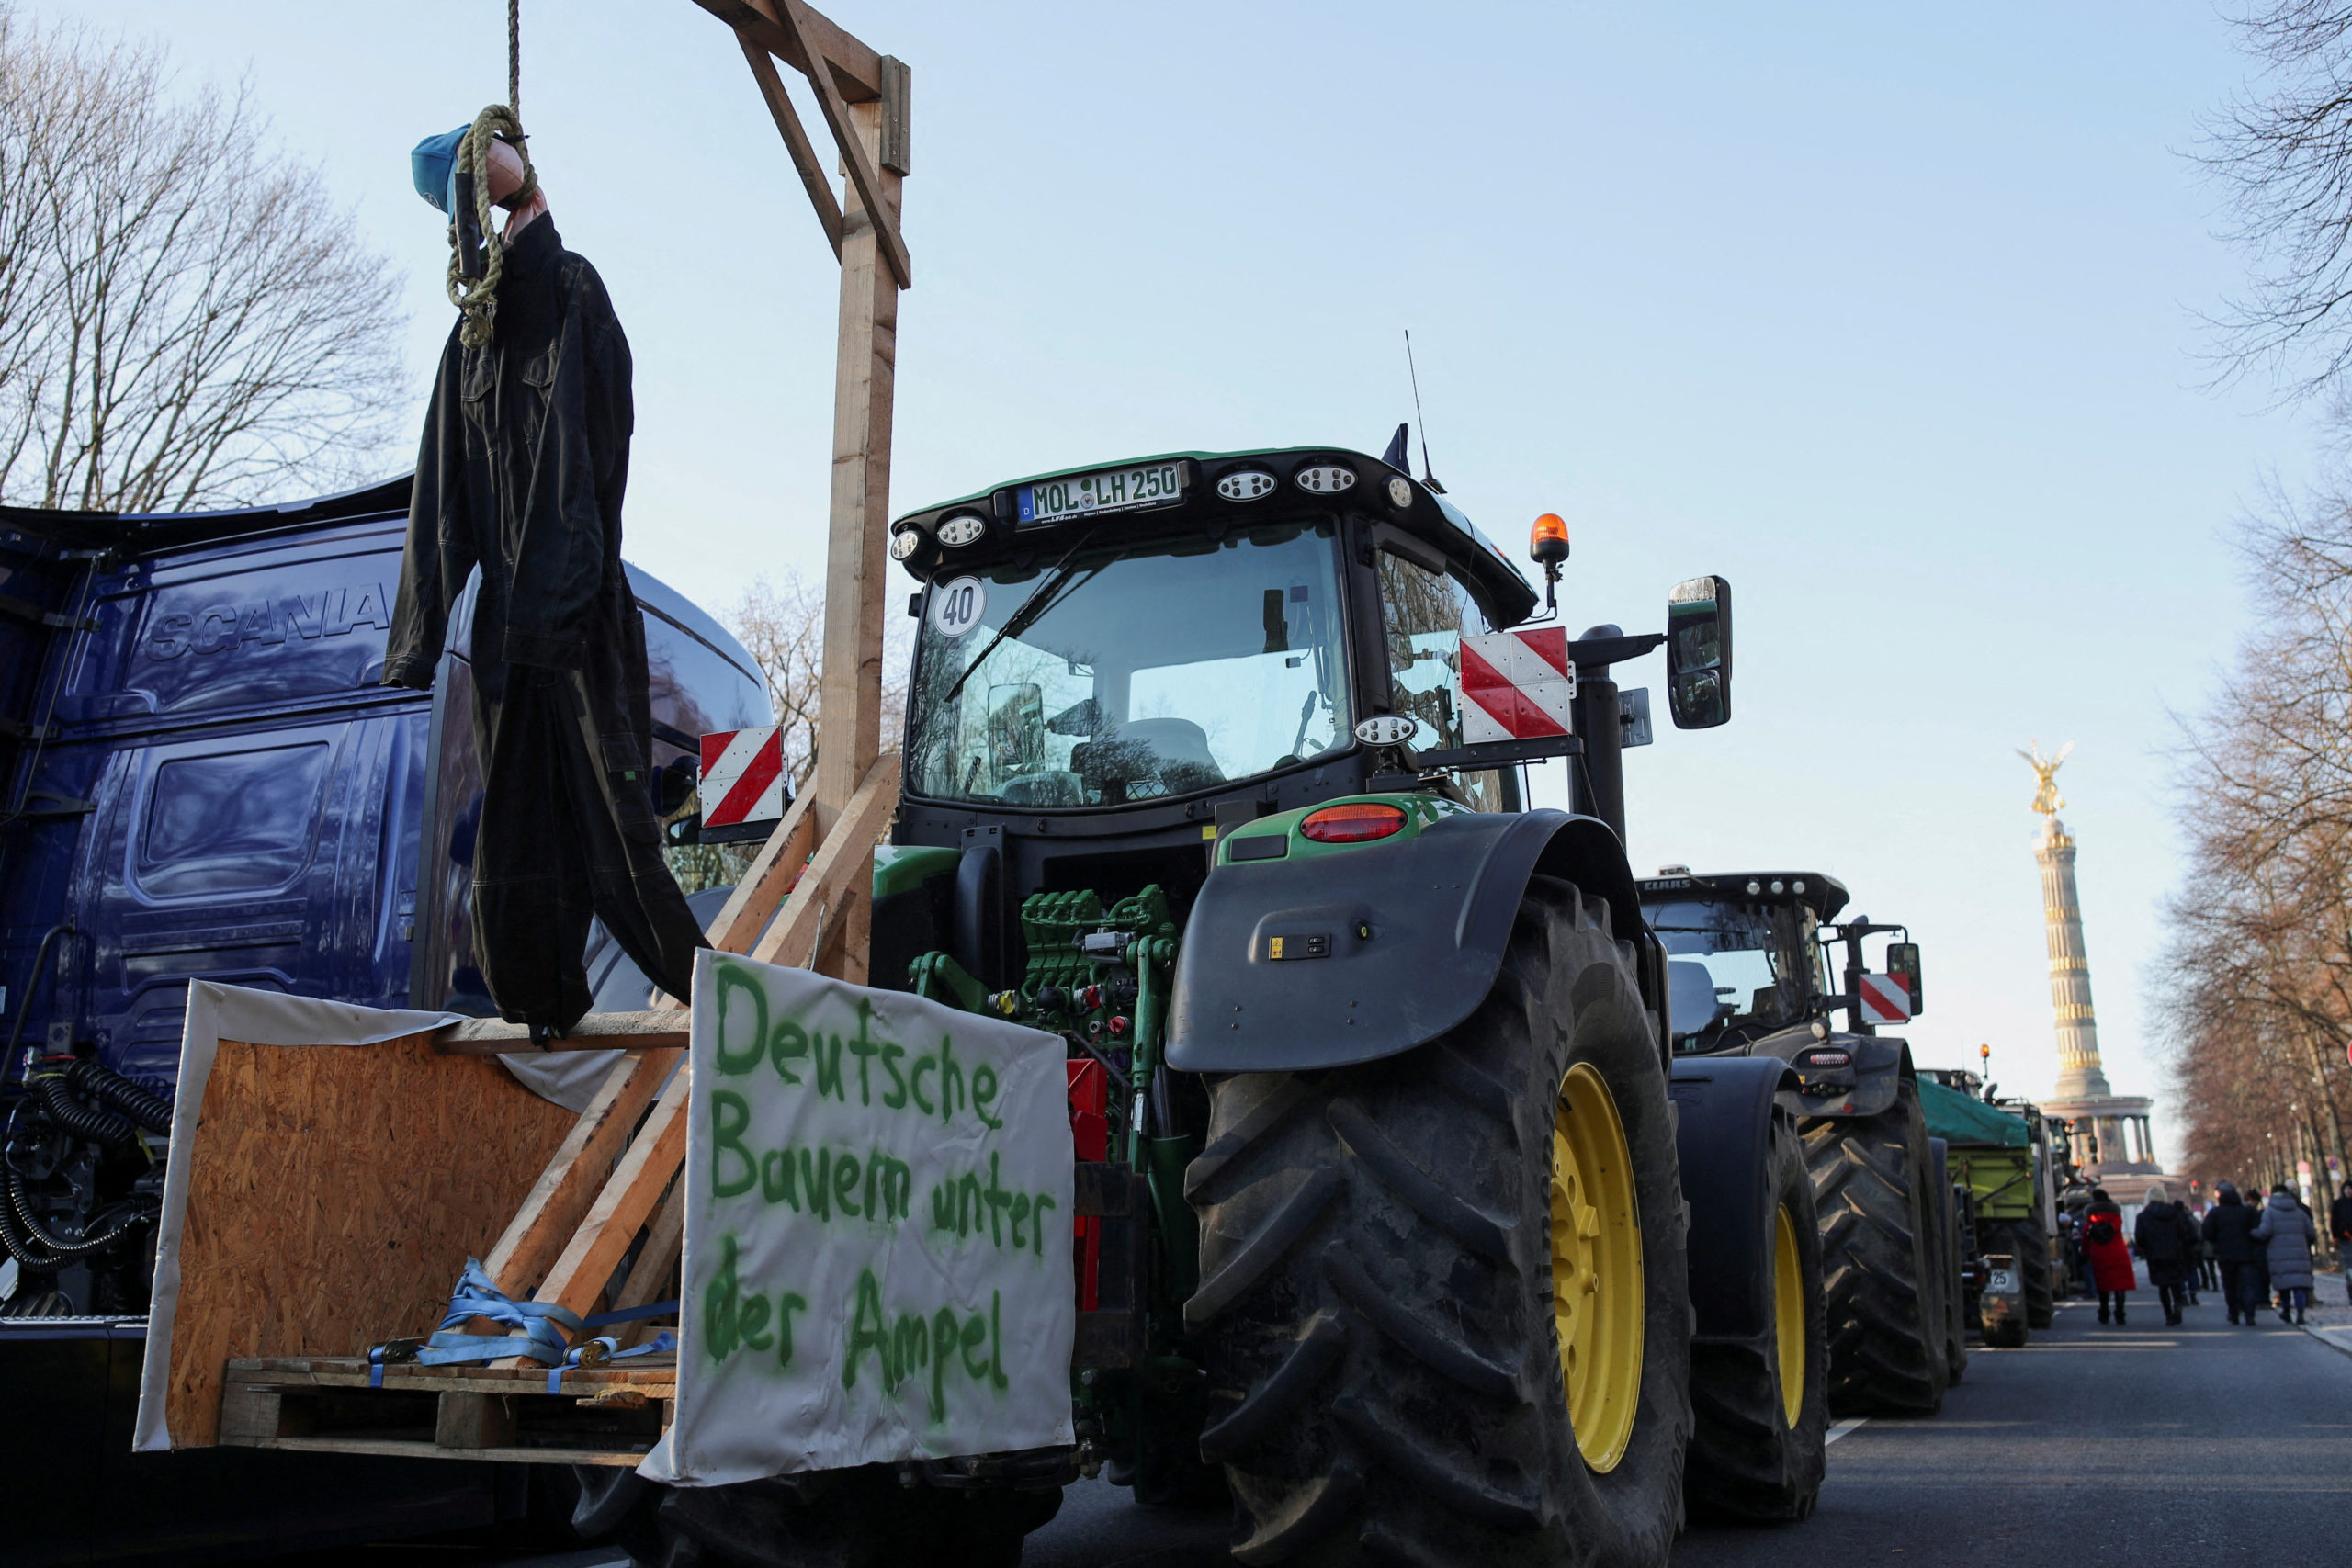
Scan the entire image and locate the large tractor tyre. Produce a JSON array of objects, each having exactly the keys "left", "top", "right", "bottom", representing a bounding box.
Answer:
[
  {"left": 1683, "top": 1113, "right": 1828, "bottom": 1525},
  {"left": 1928, "top": 1164, "right": 1966, "bottom": 1390},
  {"left": 1803, "top": 1079, "right": 1948, "bottom": 1418},
  {"left": 578, "top": 1467, "right": 1060, "bottom": 1568},
  {"left": 1186, "top": 875, "right": 1691, "bottom": 1568},
  {"left": 1981, "top": 1216, "right": 2054, "bottom": 1329}
]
